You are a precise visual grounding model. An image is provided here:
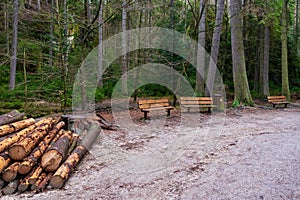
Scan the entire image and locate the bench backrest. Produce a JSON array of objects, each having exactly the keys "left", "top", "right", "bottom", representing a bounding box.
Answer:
[
  {"left": 180, "top": 97, "right": 213, "bottom": 106},
  {"left": 138, "top": 98, "right": 170, "bottom": 109},
  {"left": 267, "top": 96, "right": 287, "bottom": 103}
]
